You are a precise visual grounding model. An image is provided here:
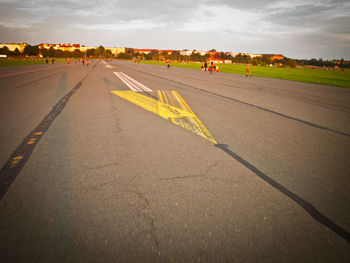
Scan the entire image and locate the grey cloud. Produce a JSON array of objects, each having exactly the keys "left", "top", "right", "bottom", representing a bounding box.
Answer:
[
  {"left": 265, "top": 2, "right": 350, "bottom": 27},
  {"left": 214, "top": 0, "right": 280, "bottom": 10},
  {"left": 323, "top": 16, "right": 350, "bottom": 34},
  {"left": 0, "top": 0, "right": 202, "bottom": 29},
  {"left": 0, "top": 0, "right": 349, "bottom": 59}
]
